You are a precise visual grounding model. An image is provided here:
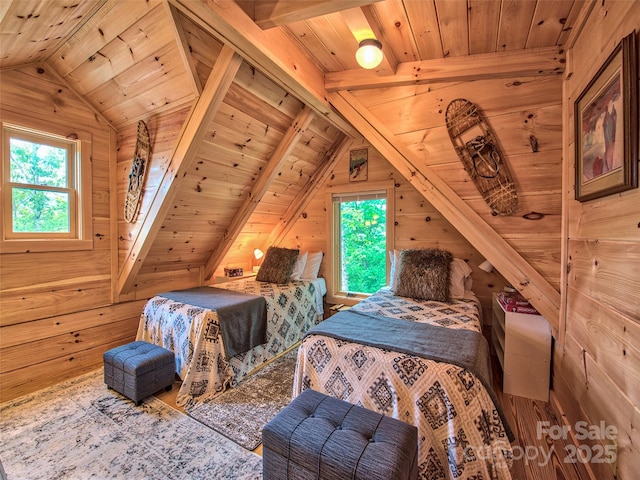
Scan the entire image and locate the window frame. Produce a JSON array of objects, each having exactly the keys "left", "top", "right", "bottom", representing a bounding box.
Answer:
[
  {"left": 325, "top": 180, "right": 395, "bottom": 305},
  {"left": 1, "top": 120, "right": 93, "bottom": 253}
]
